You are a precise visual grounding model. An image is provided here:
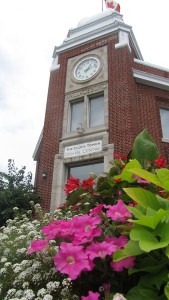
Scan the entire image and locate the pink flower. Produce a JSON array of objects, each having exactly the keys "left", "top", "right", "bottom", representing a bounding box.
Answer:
[
  {"left": 133, "top": 175, "right": 150, "bottom": 184},
  {"left": 90, "top": 204, "right": 104, "bottom": 216},
  {"left": 27, "top": 239, "right": 47, "bottom": 254},
  {"left": 86, "top": 241, "right": 118, "bottom": 260},
  {"left": 105, "top": 235, "right": 128, "bottom": 249},
  {"left": 81, "top": 291, "right": 100, "bottom": 300},
  {"left": 111, "top": 256, "right": 136, "bottom": 272},
  {"left": 106, "top": 200, "right": 132, "bottom": 222},
  {"left": 54, "top": 242, "right": 91, "bottom": 280},
  {"left": 42, "top": 219, "right": 74, "bottom": 241},
  {"left": 71, "top": 215, "right": 102, "bottom": 244}
]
